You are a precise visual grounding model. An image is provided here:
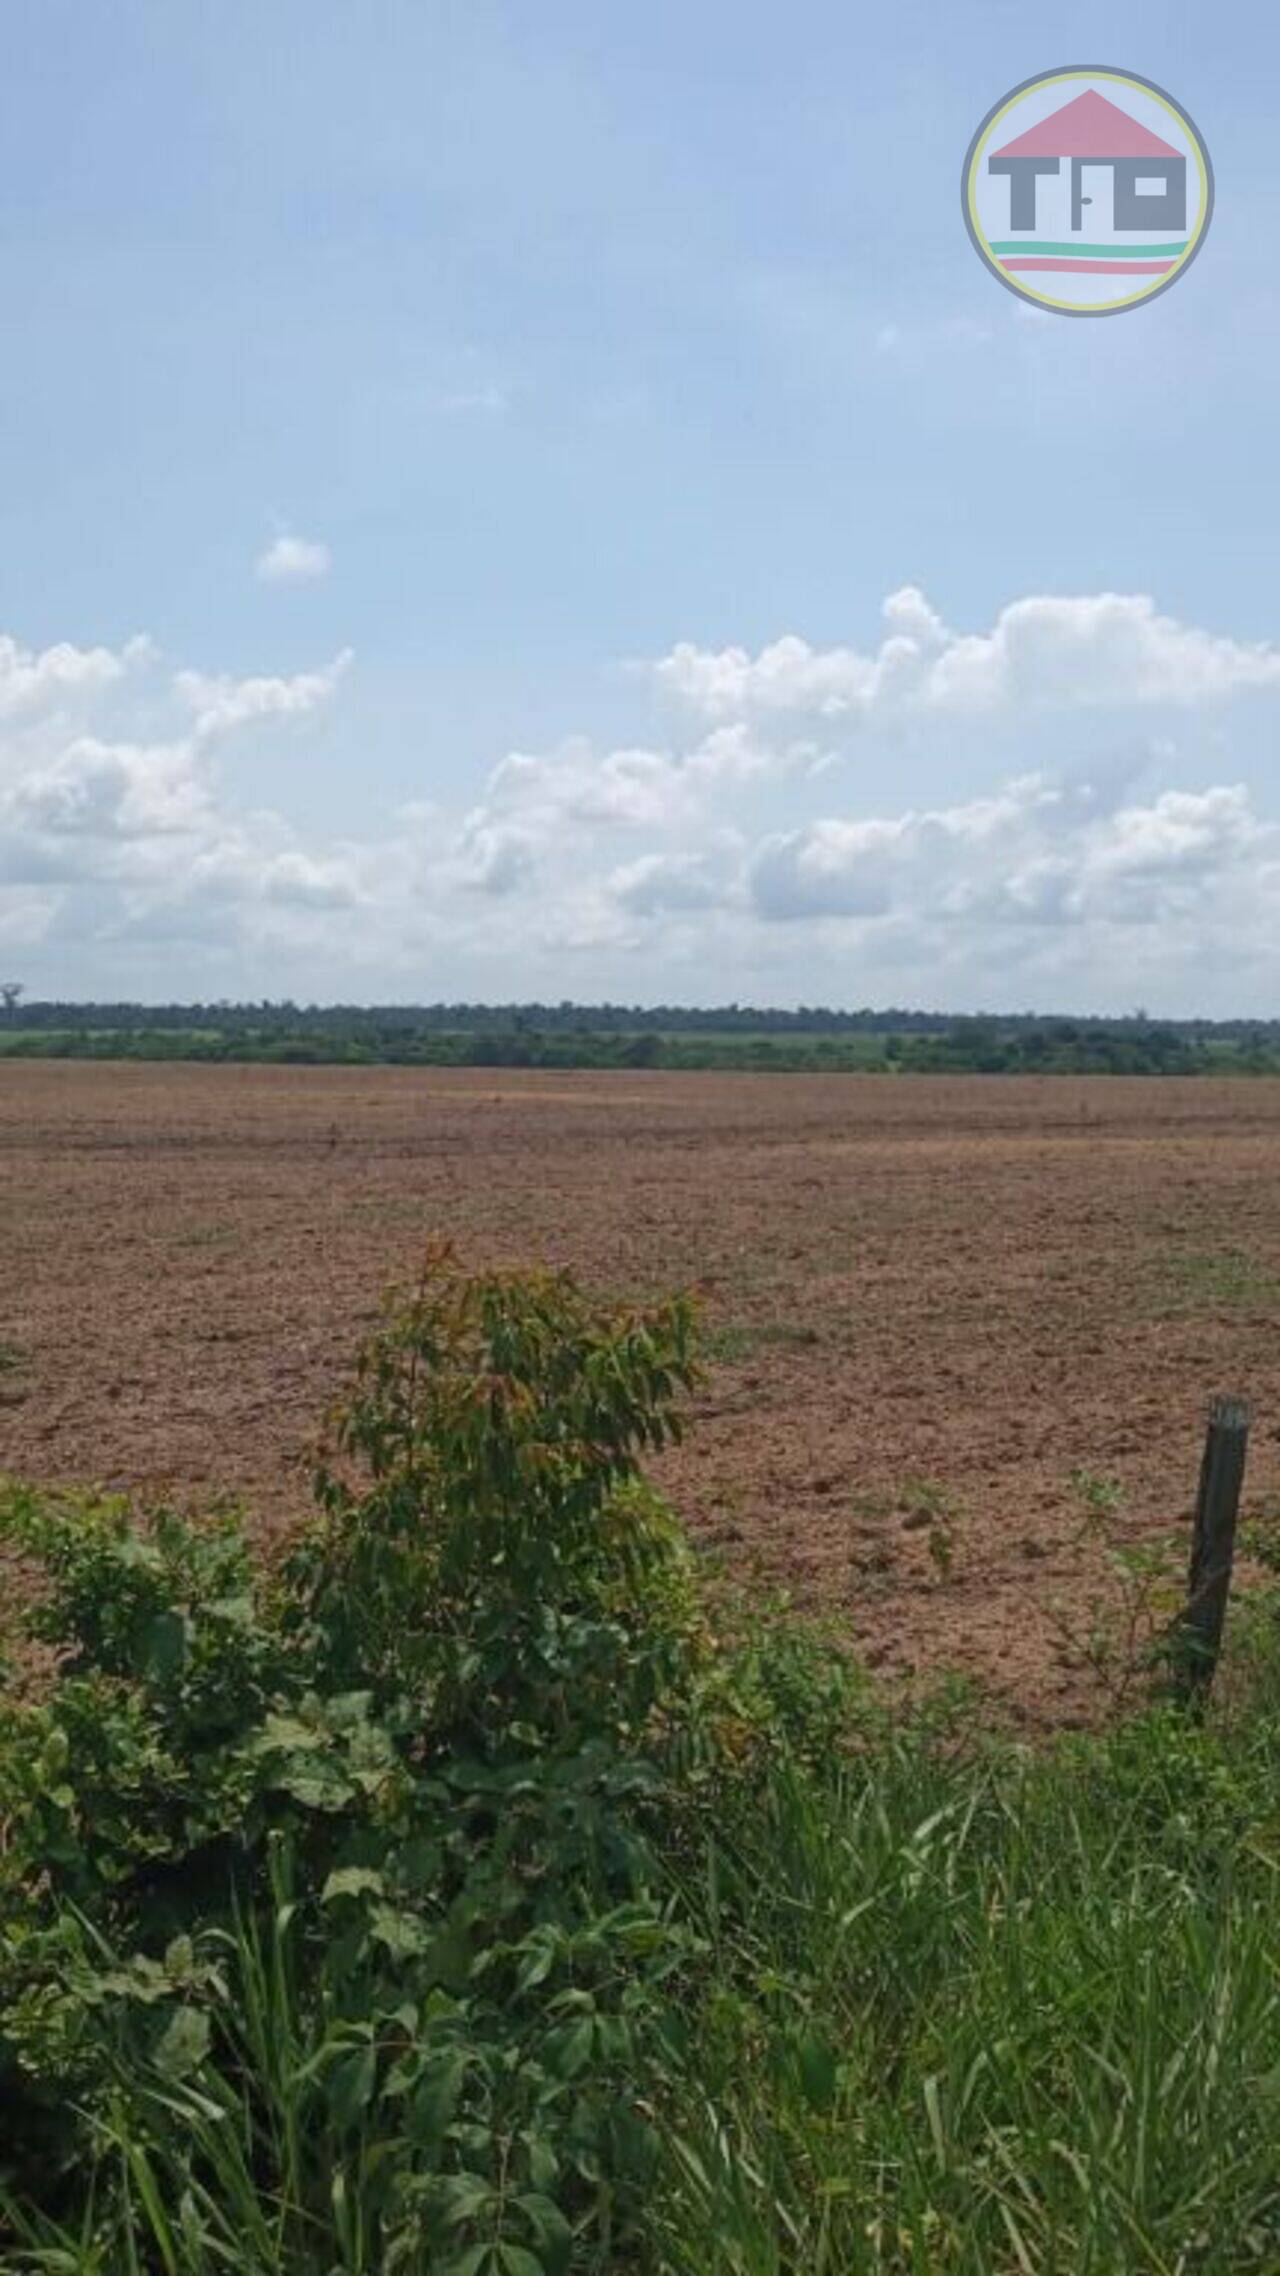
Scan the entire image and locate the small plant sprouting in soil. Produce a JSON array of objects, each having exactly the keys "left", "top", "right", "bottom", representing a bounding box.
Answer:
[
  {"left": 848, "top": 1488, "right": 893, "bottom": 1524},
  {"left": 925, "top": 1519, "right": 956, "bottom": 1583},
  {"left": 1049, "top": 1468, "right": 1183, "bottom": 1709},
  {"left": 758, "top": 1319, "right": 822, "bottom": 1350},
  {"left": 1242, "top": 1499, "right": 1280, "bottom": 1574},
  {"left": 898, "top": 1477, "right": 960, "bottom": 1582},
  {"left": 703, "top": 1317, "right": 822, "bottom": 1365},
  {"left": 173, "top": 1221, "right": 238, "bottom": 1250},
  {"left": 0, "top": 1337, "right": 29, "bottom": 1403}
]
